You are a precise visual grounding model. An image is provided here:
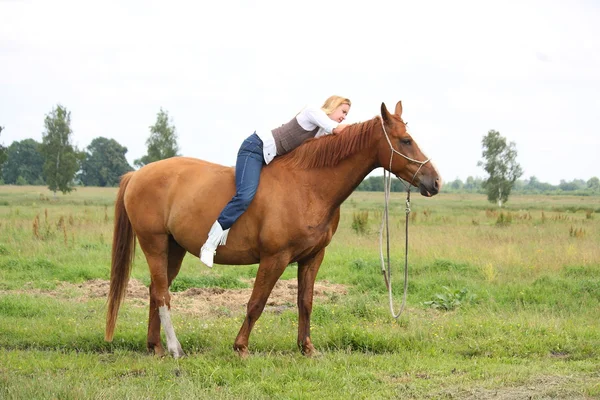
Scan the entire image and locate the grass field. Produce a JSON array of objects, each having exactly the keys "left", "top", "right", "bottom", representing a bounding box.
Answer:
[{"left": 1, "top": 185, "right": 599, "bottom": 399}]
